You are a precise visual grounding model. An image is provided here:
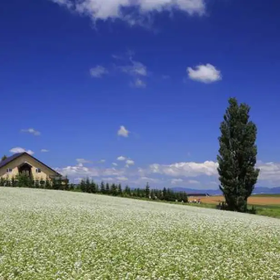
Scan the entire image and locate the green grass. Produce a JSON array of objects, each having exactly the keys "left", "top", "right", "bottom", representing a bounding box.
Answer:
[{"left": 185, "top": 200, "right": 280, "bottom": 219}]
